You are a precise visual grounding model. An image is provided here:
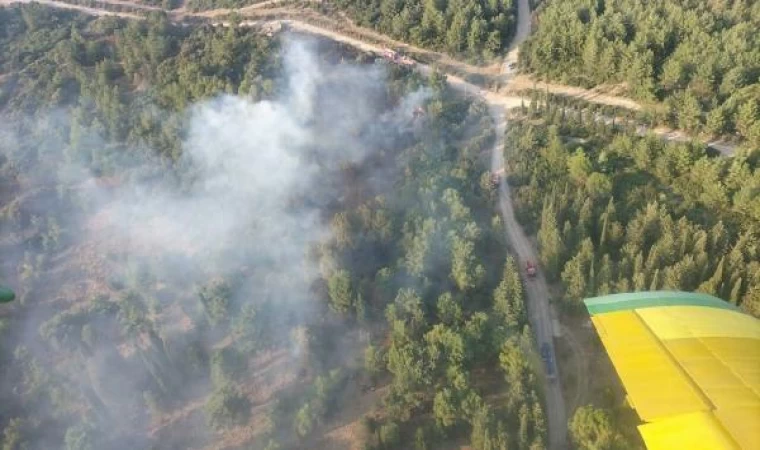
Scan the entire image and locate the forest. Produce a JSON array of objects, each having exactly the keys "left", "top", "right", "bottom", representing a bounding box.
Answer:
[
  {"left": 0, "top": 4, "right": 545, "bottom": 450},
  {"left": 505, "top": 93, "right": 760, "bottom": 318},
  {"left": 501, "top": 91, "right": 760, "bottom": 450},
  {"left": 520, "top": 0, "right": 760, "bottom": 143},
  {"left": 329, "top": 0, "right": 518, "bottom": 61}
]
